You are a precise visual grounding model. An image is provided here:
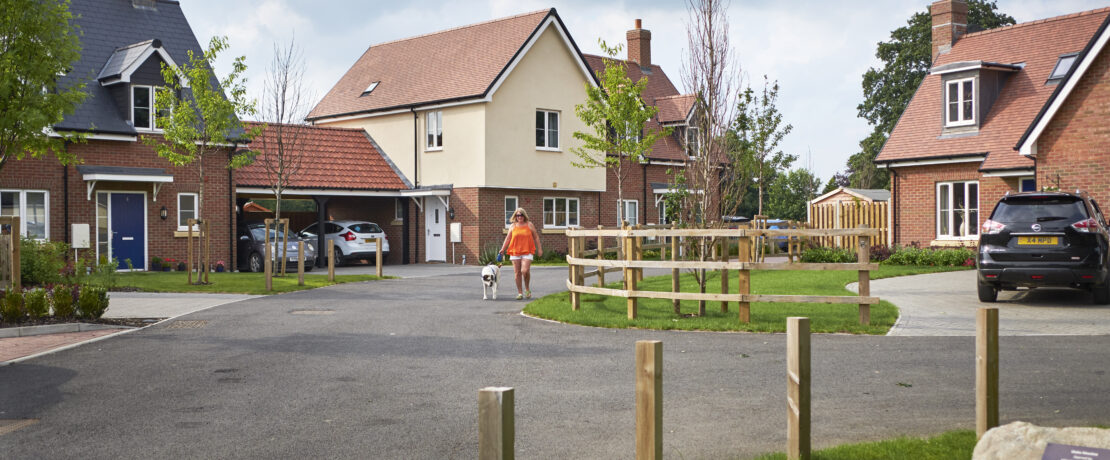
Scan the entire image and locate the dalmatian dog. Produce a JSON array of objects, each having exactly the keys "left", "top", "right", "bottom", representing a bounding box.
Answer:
[{"left": 481, "top": 263, "right": 502, "bottom": 300}]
